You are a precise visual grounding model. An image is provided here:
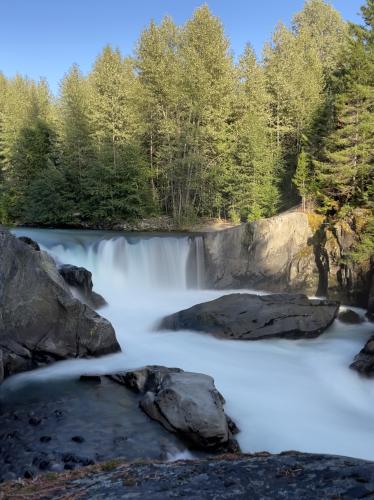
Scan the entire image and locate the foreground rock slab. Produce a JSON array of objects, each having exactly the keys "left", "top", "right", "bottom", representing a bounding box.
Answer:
[
  {"left": 59, "top": 264, "right": 107, "bottom": 309},
  {"left": 159, "top": 293, "right": 339, "bottom": 340},
  {"left": 350, "top": 336, "right": 374, "bottom": 376},
  {"left": 109, "top": 366, "right": 239, "bottom": 452},
  {"left": 0, "top": 230, "right": 120, "bottom": 381},
  {"left": 2, "top": 452, "right": 374, "bottom": 499}
]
